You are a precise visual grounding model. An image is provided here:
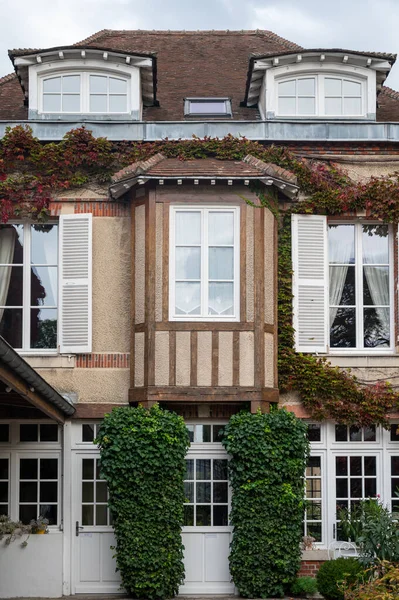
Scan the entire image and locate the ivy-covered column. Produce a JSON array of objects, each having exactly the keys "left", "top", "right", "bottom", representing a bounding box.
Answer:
[
  {"left": 96, "top": 405, "right": 190, "bottom": 600},
  {"left": 222, "top": 408, "right": 309, "bottom": 598}
]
